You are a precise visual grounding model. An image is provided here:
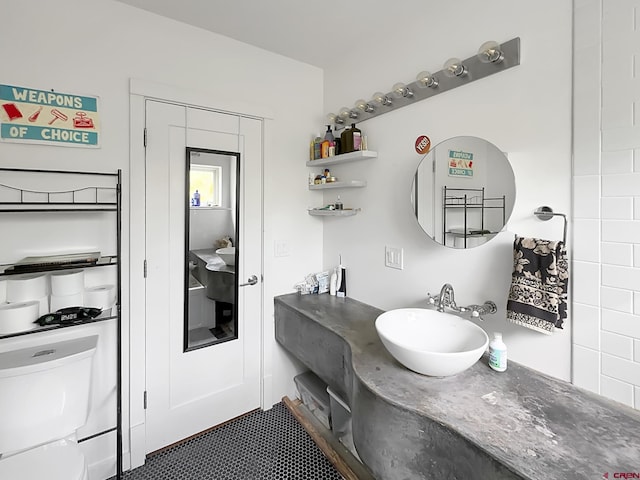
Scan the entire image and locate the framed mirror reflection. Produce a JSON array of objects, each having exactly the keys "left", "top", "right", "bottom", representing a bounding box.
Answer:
[
  {"left": 412, "top": 136, "right": 516, "bottom": 249},
  {"left": 184, "top": 147, "right": 240, "bottom": 351}
]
